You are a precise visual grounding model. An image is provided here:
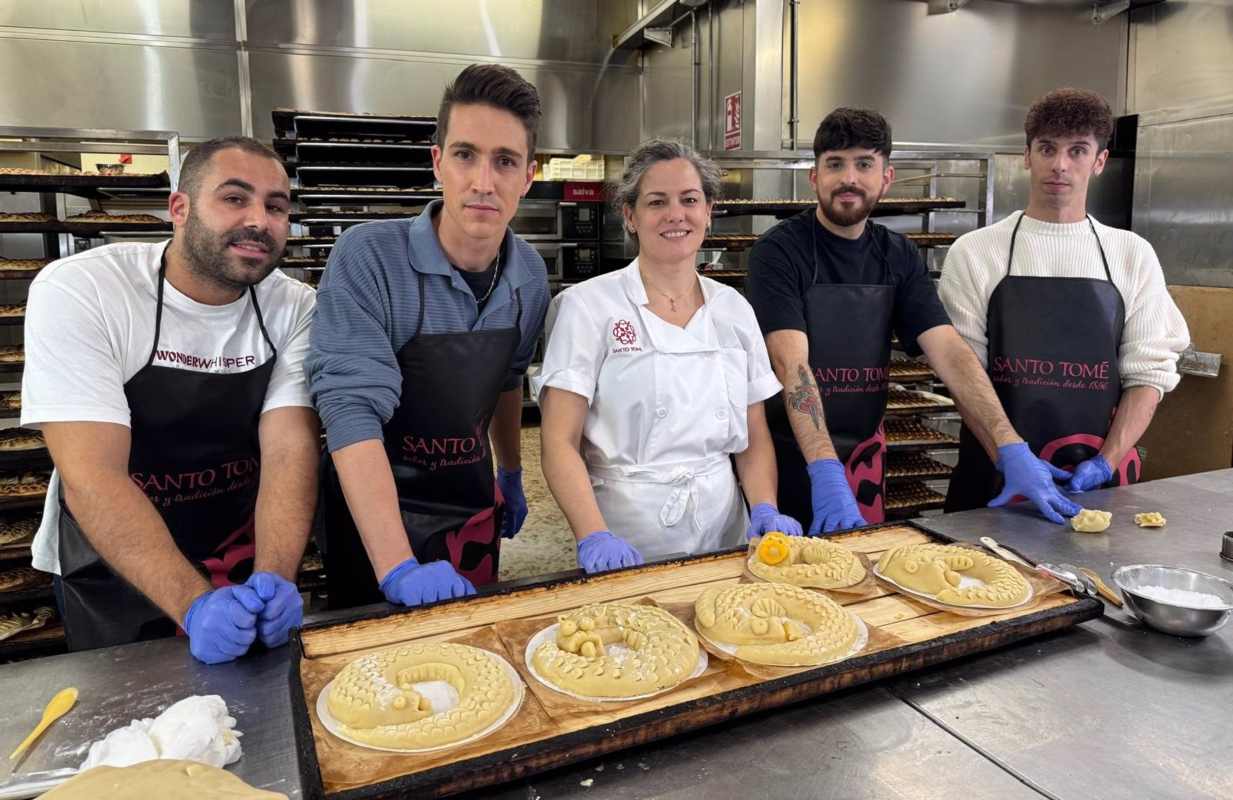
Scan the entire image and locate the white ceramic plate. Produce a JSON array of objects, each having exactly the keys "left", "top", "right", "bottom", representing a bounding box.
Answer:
[{"left": 316, "top": 649, "right": 525, "bottom": 754}]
